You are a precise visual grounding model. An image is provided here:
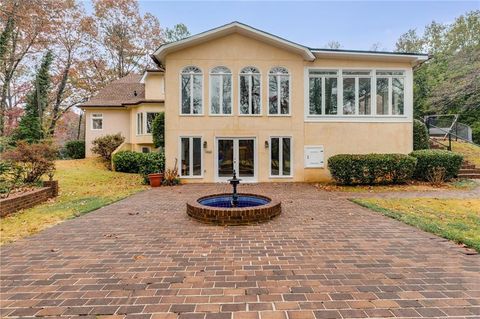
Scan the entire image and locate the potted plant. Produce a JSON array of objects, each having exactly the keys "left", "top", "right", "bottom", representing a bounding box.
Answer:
[
  {"left": 139, "top": 152, "right": 165, "bottom": 187},
  {"left": 148, "top": 172, "right": 163, "bottom": 187}
]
